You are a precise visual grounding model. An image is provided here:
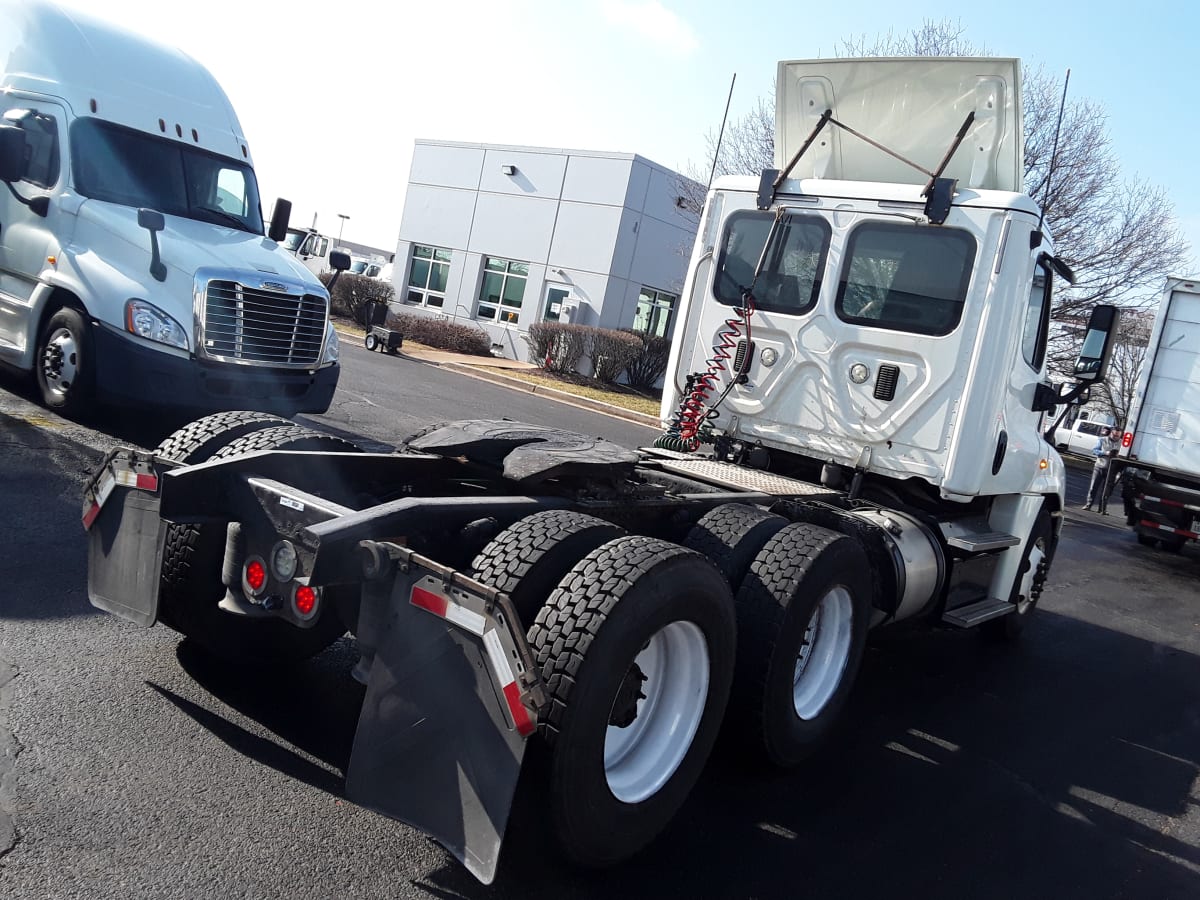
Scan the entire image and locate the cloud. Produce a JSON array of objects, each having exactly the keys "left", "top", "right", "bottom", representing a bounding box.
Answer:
[{"left": 600, "top": 1, "right": 700, "bottom": 56}]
